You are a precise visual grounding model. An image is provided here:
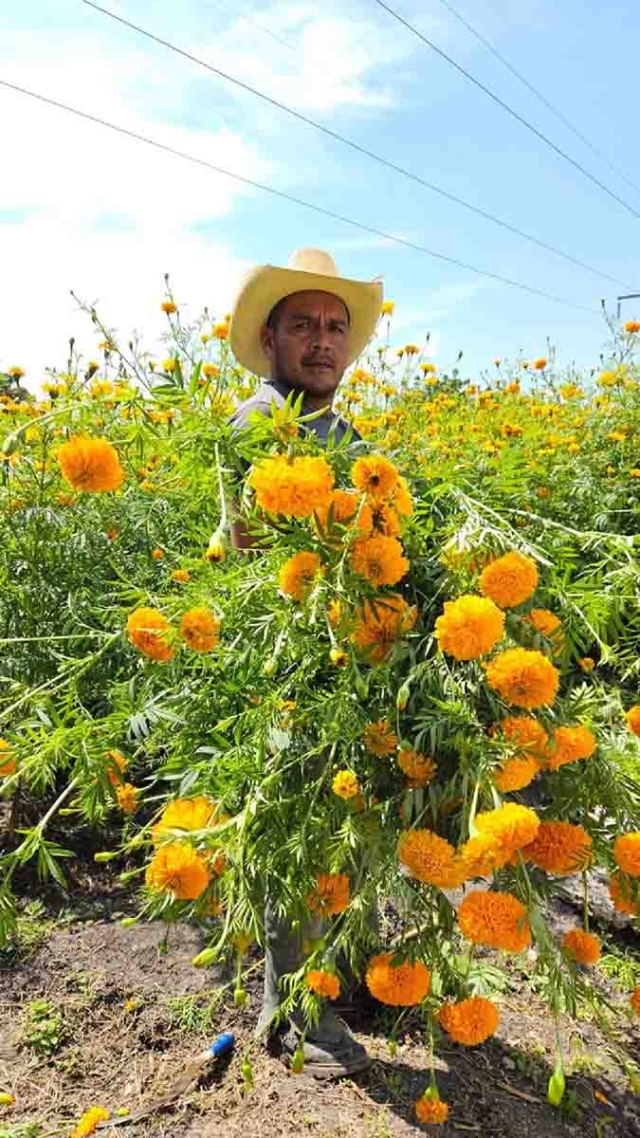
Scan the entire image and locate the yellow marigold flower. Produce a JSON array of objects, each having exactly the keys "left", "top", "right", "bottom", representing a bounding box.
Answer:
[
  {"left": 307, "top": 873, "right": 350, "bottom": 916},
  {"left": 625, "top": 706, "right": 640, "bottom": 736},
  {"left": 630, "top": 987, "right": 640, "bottom": 1016},
  {"left": 609, "top": 872, "right": 637, "bottom": 915},
  {"left": 479, "top": 551, "right": 538, "bottom": 608},
  {"left": 116, "top": 782, "right": 138, "bottom": 814},
  {"left": 58, "top": 435, "right": 125, "bottom": 492},
  {"left": 151, "top": 547, "right": 164, "bottom": 560},
  {"left": 613, "top": 832, "right": 640, "bottom": 877},
  {"left": 533, "top": 358, "right": 547, "bottom": 370},
  {"left": 399, "top": 829, "right": 464, "bottom": 888},
  {"left": 579, "top": 656, "right": 595, "bottom": 672},
  {"left": 171, "top": 568, "right": 191, "bottom": 583},
  {"left": 475, "top": 802, "right": 540, "bottom": 854},
  {"left": 201, "top": 363, "right": 220, "bottom": 380},
  {"left": 351, "top": 454, "right": 400, "bottom": 501},
  {"left": 146, "top": 843, "right": 211, "bottom": 900},
  {"left": 367, "top": 501, "right": 401, "bottom": 537},
  {"left": 350, "top": 594, "right": 417, "bottom": 664},
  {"left": 279, "top": 551, "right": 323, "bottom": 601},
  {"left": 350, "top": 534, "right": 409, "bottom": 587},
  {"left": 420, "top": 362, "right": 437, "bottom": 374},
  {"left": 180, "top": 607, "right": 220, "bottom": 652},
  {"left": 205, "top": 532, "right": 227, "bottom": 563},
  {"left": 484, "top": 648, "right": 559, "bottom": 709},
  {"left": 7, "top": 366, "right": 25, "bottom": 378},
  {"left": 332, "top": 770, "right": 361, "bottom": 800},
  {"left": 630, "top": 468, "right": 640, "bottom": 478},
  {"left": 459, "top": 833, "right": 511, "bottom": 877},
  {"left": 522, "top": 820, "right": 592, "bottom": 875},
  {"left": 544, "top": 724, "right": 596, "bottom": 770},
  {"left": 161, "top": 300, "right": 177, "bottom": 314},
  {"left": 365, "top": 952, "right": 431, "bottom": 1006},
  {"left": 414, "top": 1091, "right": 449, "bottom": 1125},
  {"left": 70, "top": 1105, "right": 110, "bottom": 1137},
  {"left": 381, "top": 300, "right": 395, "bottom": 316},
  {"left": 126, "top": 607, "right": 174, "bottom": 662},
  {"left": 249, "top": 454, "right": 333, "bottom": 517},
  {"left": 161, "top": 357, "right": 179, "bottom": 373},
  {"left": 562, "top": 928, "right": 601, "bottom": 965},
  {"left": 364, "top": 719, "right": 398, "bottom": 756},
  {"left": 624, "top": 319, "right": 640, "bottom": 333},
  {"left": 438, "top": 996, "right": 500, "bottom": 1045},
  {"left": 458, "top": 890, "right": 531, "bottom": 952},
  {"left": 330, "top": 647, "right": 349, "bottom": 667},
  {"left": 213, "top": 320, "right": 229, "bottom": 339},
  {"left": 152, "top": 796, "right": 223, "bottom": 846},
  {"left": 306, "top": 970, "right": 340, "bottom": 999},
  {"left": 597, "top": 369, "right": 619, "bottom": 388},
  {"left": 397, "top": 749, "right": 437, "bottom": 787},
  {"left": 494, "top": 754, "right": 540, "bottom": 792},
  {"left": 0, "top": 1092, "right": 15, "bottom": 1106},
  {"left": 0, "top": 739, "right": 16, "bottom": 778},
  {"left": 435, "top": 594, "right": 505, "bottom": 660}
]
